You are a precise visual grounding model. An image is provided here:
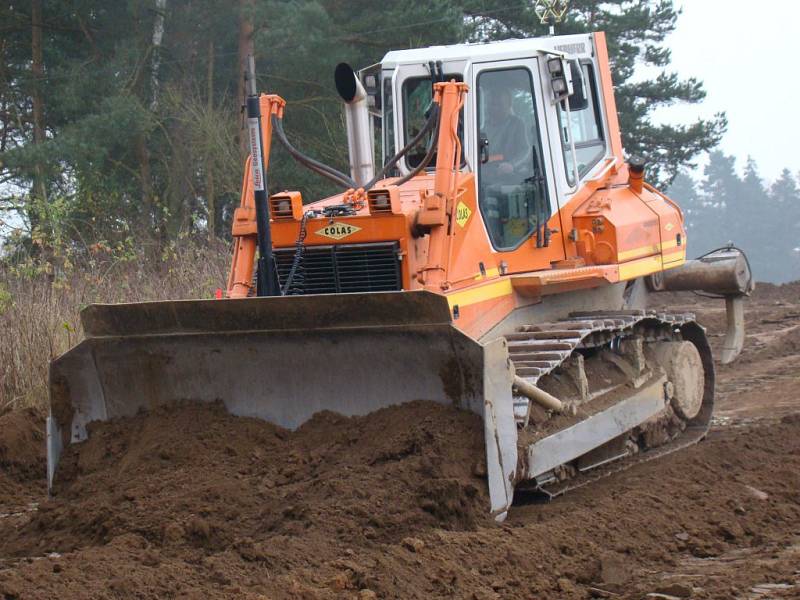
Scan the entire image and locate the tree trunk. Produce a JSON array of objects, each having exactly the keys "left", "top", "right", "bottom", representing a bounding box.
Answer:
[
  {"left": 236, "top": 0, "right": 254, "bottom": 160},
  {"left": 206, "top": 39, "right": 216, "bottom": 243},
  {"left": 149, "top": 0, "right": 167, "bottom": 112},
  {"left": 136, "top": 135, "right": 154, "bottom": 230},
  {"left": 139, "top": 0, "right": 167, "bottom": 249},
  {"left": 31, "top": 0, "right": 47, "bottom": 205},
  {"left": 30, "top": 0, "right": 54, "bottom": 273}
]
